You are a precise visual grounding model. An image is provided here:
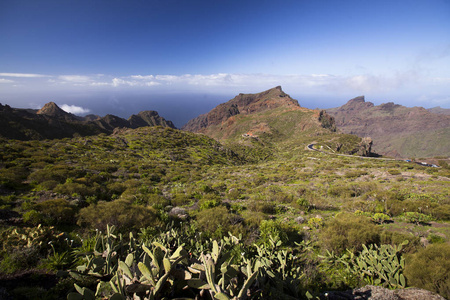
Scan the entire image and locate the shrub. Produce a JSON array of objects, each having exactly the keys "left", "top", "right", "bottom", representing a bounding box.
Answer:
[
  {"left": 371, "top": 213, "right": 391, "bottom": 224},
  {"left": 307, "top": 217, "right": 324, "bottom": 228},
  {"left": 258, "top": 219, "right": 288, "bottom": 245},
  {"left": 171, "top": 193, "right": 192, "bottom": 206},
  {"left": 54, "top": 182, "right": 93, "bottom": 197},
  {"left": 388, "top": 169, "right": 401, "bottom": 175},
  {"left": 296, "top": 197, "right": 310, "bottom": 211},
  {"left": 195, "top": 206, "right": 244, "bottom": 239},
  {"left": 403, "top": 212, "right": 433, "bottom": 225},
  {"left": 404, "top": 243, "right": 450, "bottom": 299},
  {"left": 427, "top": 234, "right": 446, "bottom": 244},
  {"left": 23, "top": 209, "right": 44, "bottom": 225},
  {"left": 28, "top": 199, "right": 77, "bottom": 226},
  {"left": 247, "top": 200, "right": 276, "bottom": 214},
  {"left": 328, "top": 185, "right": 353, "bottom": 198},
  {"left": 344, "top": 170, "right": 368, "bottom": 178},
  {"left": 199, "top": 194, "right": 221, "bottom": 210},
  {"left": 320, "top": 213, "right": 381, "bottom": 254},
  {"left": 77, "top": 199, "right": 160, "bottom": 233}
]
